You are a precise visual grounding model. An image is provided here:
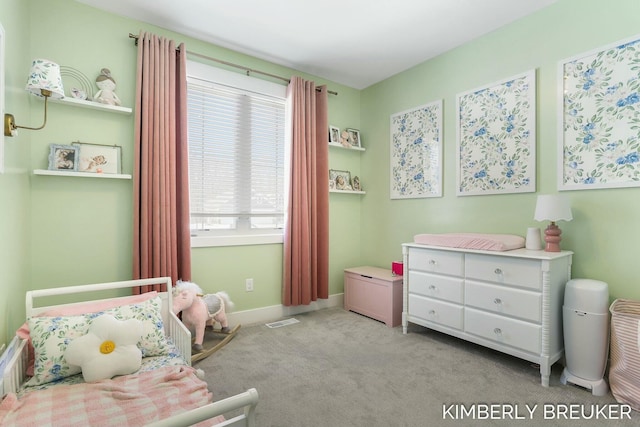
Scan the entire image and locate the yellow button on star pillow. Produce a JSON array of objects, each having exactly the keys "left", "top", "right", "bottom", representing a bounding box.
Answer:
[{"left": 65, "top": 314, "right": 144, "bottom": 382}]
